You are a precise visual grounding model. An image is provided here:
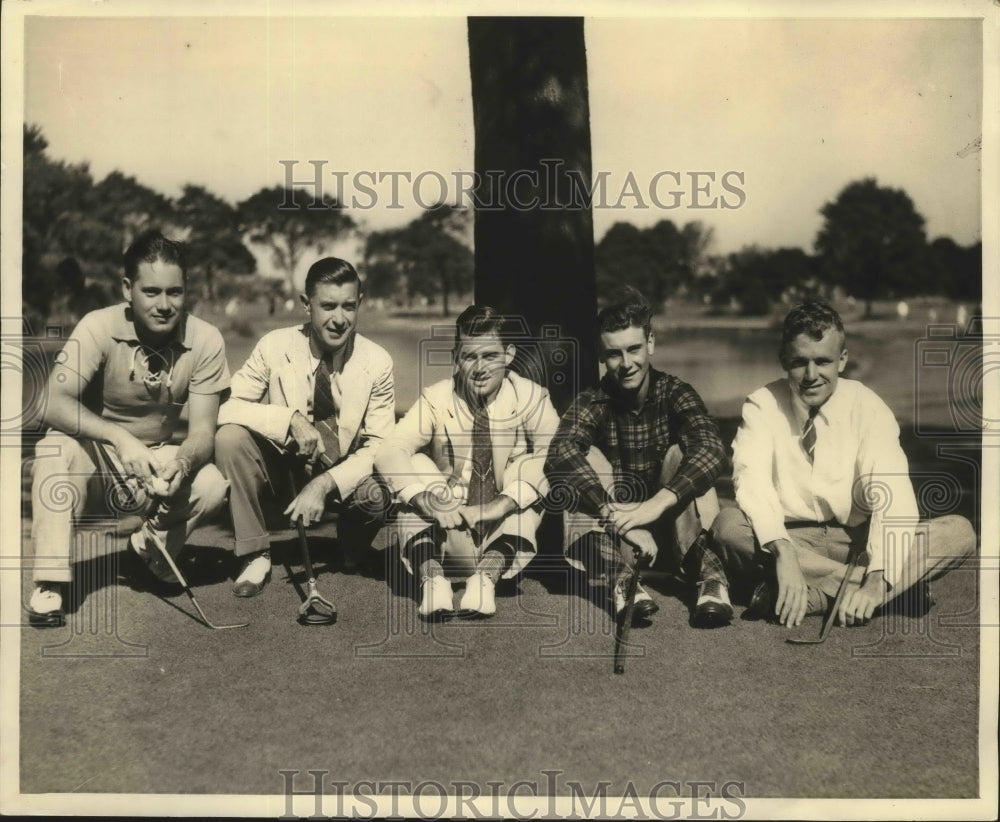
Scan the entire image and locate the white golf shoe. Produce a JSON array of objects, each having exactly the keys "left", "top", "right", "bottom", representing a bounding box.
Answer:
[
  {"left": 418, "top": 575, "right": 454, "bottom": 618},
  {"left": 458, "top": 572, "right": 496, "bottom": 617}
]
